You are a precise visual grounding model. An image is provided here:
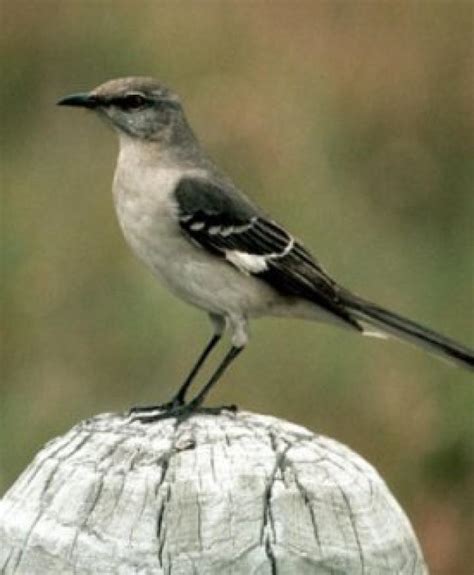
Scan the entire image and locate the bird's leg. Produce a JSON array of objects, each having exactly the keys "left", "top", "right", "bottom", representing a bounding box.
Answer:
[
  {"left": 186, "top": 345, "right": 243, "bottom": 410},
  {"left": 131, "top": 345, "right": 244, "bottom": 423},
  {"left": 131, "top": 315, "right": 247, "bottom": 424},
  {"left": 129, "top": 314, "right": 225, "bottom": 415},
  {"left": 169, "top": 332, "right": 224, "bottom": 406}
]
